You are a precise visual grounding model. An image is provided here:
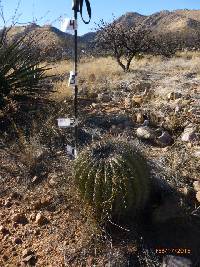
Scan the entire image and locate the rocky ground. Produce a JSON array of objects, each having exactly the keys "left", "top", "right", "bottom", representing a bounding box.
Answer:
[{"left": 0, "top": 55, "right": 200, "bottom": 266}]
